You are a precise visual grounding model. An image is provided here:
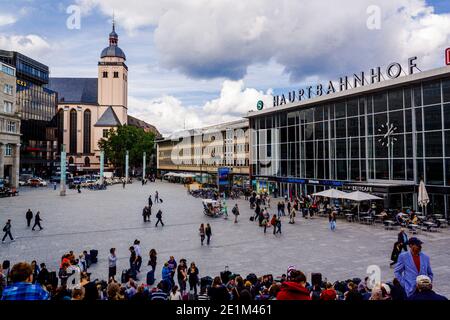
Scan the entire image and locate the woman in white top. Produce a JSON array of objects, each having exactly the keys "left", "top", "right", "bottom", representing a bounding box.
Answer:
[{"left": 169, "top": 285, "right": 183, "bottom": 300}]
